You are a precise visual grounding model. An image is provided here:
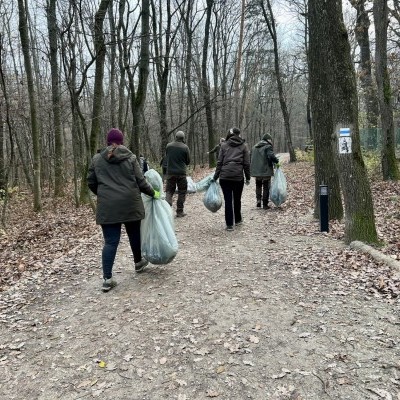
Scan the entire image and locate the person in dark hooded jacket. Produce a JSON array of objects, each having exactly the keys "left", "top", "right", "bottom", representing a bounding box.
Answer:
[
  {"left": 250, "top": 133, "right": 280, "bottom": 209},
  {"left": 213, "top": 127, "right": 250, "bottom": 231},
  {"left": 87, "top": 128, "right": 160, "bottom": 292}
]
